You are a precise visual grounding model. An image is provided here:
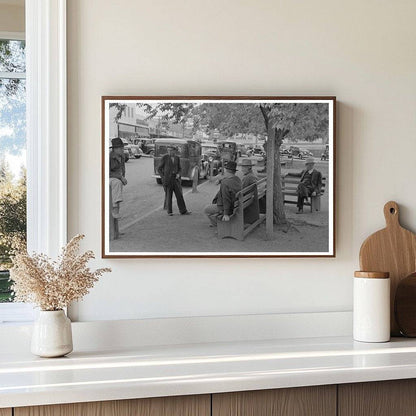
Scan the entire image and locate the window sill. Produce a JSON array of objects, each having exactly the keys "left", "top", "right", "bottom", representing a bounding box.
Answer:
[{"left": 0, "top": 303, "right": 35, "bottom": 324}]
